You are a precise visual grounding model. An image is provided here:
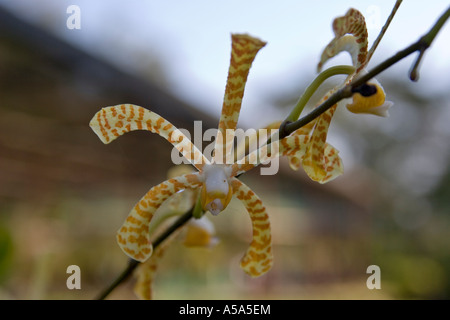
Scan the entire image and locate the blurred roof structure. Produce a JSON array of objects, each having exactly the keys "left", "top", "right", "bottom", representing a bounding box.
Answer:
[{"left": 0, "top": 6, "right": 219, "bottom": 201}]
